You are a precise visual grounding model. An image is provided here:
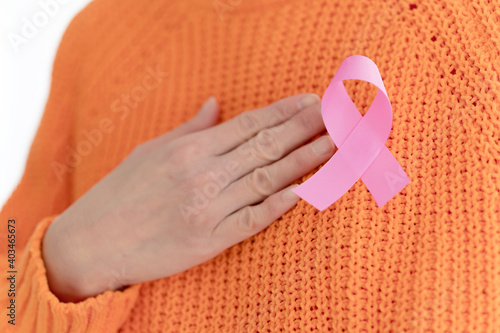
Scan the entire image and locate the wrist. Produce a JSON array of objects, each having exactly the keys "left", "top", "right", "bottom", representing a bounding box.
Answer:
[{"left": 41, "top": 215, "right": 116, "bottom": 302}]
